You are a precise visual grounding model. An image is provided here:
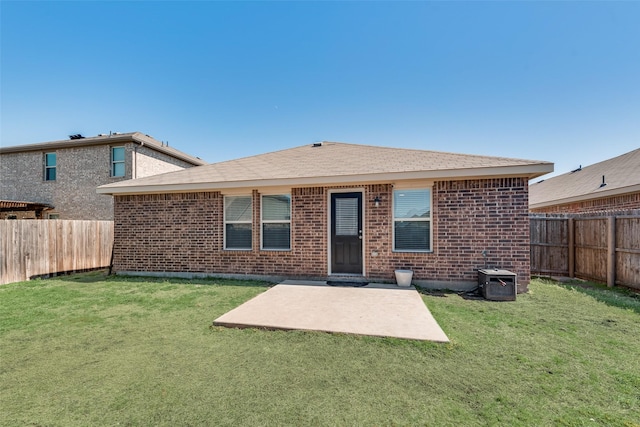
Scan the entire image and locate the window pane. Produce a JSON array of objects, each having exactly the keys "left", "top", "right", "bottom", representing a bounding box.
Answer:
[
  {"left": 335, "top": 197, "right": 358, "bottom": 236},
  {"left": 45, "top": 167, "right": 56, "bottom": 181},
  {"left": 395, "top": 221, "right": 430, "bottom": 251},
  {"left": 112, "top": 147, "right": 125, "bottom": 162},
  {"left": 45, "top": 153, "right": 56, "bottom": 167},
  {"left": 262, "top": 195, "right": 290, "bottom": 221},
  {"left": 226, "top": 223, "right": 252, "bottom": 249},
  {"left": 394, "top": 189, "right": 430, "bottom": 219},
  {"left": 263, "top": 223, "right": 290, "bottom": 250},
  {"left": 112, "top": 162, "right": 125, "bottom": 177},
  {"left": 225, "top": 196, "right": 252, "bottom": 222}
]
